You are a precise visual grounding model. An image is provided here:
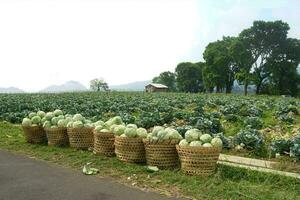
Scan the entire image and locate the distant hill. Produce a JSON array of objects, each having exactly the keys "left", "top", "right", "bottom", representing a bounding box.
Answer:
[
  {"left": 109, "top": 80, "right": 151, "bottom": 91},
  {"left": 0, "top": 87, "right": 24, "bottom": 93},
  {"left": 39, "top": 81, "right": 88, "bottom": 93}
]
